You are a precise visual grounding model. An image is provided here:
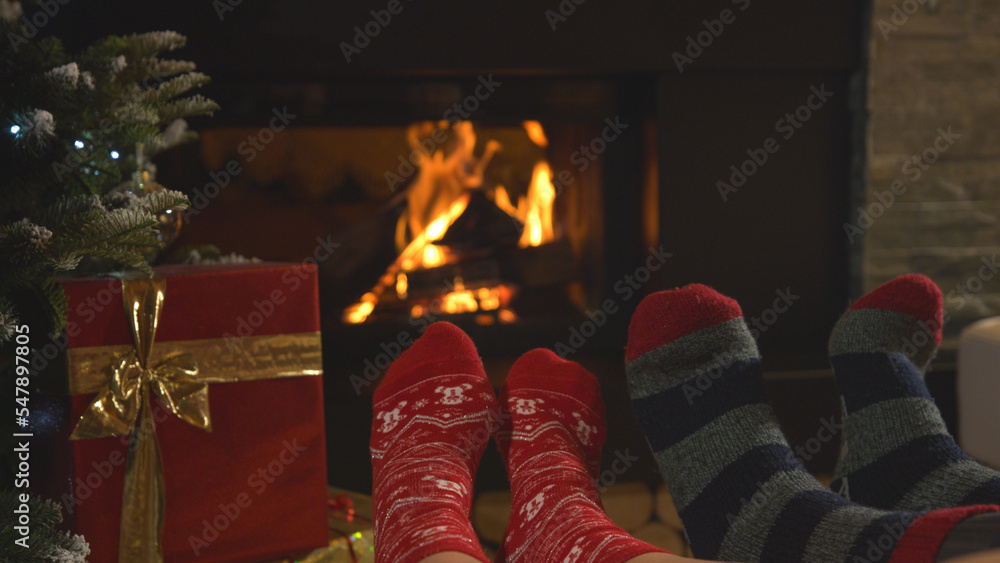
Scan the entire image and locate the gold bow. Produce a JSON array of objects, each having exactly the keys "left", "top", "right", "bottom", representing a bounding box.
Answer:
[
  {"left": 67, "top": 271, "right": 323, "bottom": 562},
  {"left": 71, "top": 274, "right": 208, "bottom": 563}
]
